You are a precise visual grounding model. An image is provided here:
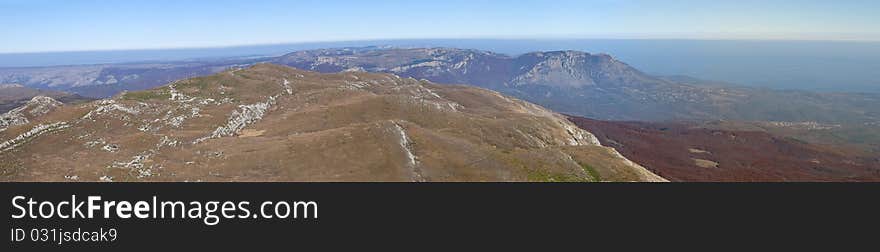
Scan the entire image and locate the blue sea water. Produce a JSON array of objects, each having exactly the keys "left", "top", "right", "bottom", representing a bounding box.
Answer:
[{"left": 2, "top": 39, "right": 879, "bottom": 93}]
